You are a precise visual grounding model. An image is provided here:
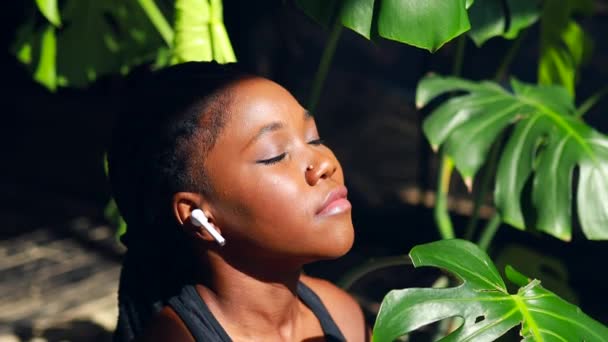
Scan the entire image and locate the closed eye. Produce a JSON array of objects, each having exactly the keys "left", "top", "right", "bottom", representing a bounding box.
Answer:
[
  {"left": 256, "top": 153, "right": 287, "bottom": 165},
  {"left": 308, "top": 138, "right": 324, "bottom": 145}
]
